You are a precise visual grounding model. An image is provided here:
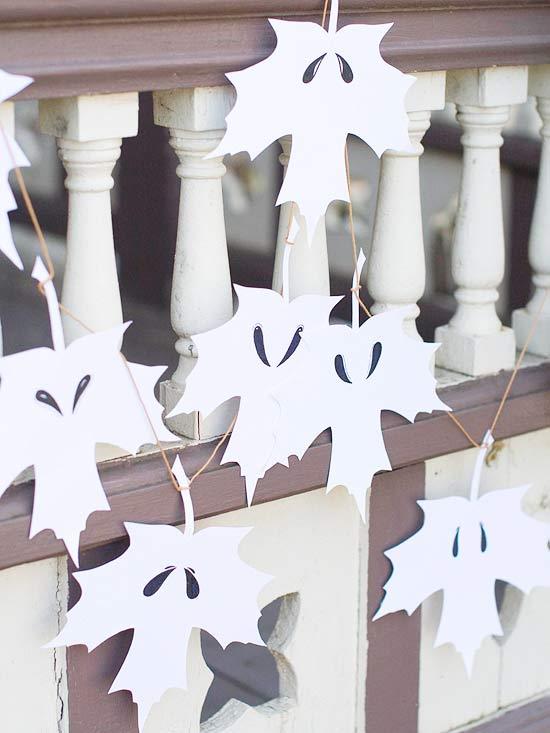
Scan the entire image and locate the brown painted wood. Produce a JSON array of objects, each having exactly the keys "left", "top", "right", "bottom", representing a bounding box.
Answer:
[
  {"left": 0, "top": 3, "right": 549, "bottom": 99},
  {"left": 366, "top": 462, "right": 424, "bottom": 733},
  {"left": 466, "top": 695, "right": 550, "bottom": 732},
  {"left": 1, "top": 361, "right": 549, "bottom": 571},
  {"left": 66, "top": 542, "right": 139, "bottom": 733}
]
